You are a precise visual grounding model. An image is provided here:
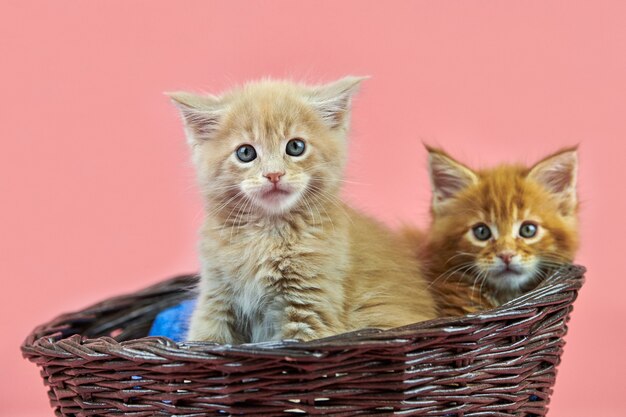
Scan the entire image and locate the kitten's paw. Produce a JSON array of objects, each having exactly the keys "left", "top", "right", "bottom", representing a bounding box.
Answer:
[
  {"left": 281, "top": 322, "right": 319, "bottom": 342},
  {"left": 186, "top": 327, "right": 237, "bottom": 344}
]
